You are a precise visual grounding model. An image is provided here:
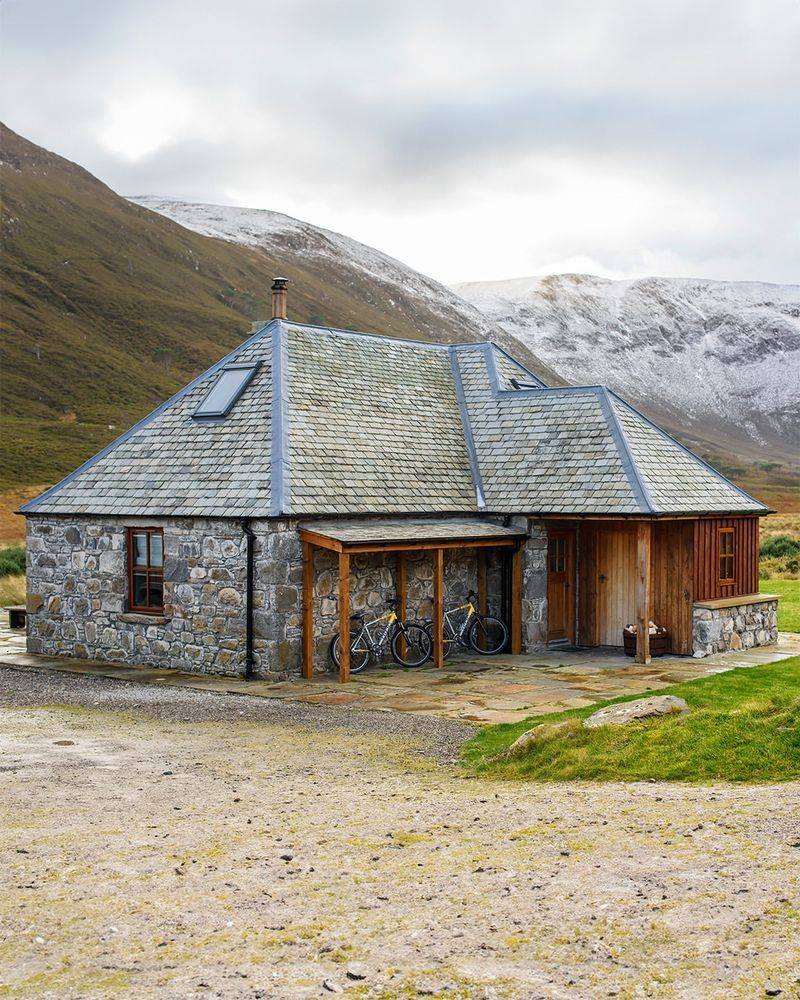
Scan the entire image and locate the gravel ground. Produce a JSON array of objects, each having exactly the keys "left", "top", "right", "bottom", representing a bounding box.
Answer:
[
  {"left": 0, "top": 665, "right": 474, "bottom": 764},
  {"left": 2, "top": 665, "right": 800, "bottom": 1000}
]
